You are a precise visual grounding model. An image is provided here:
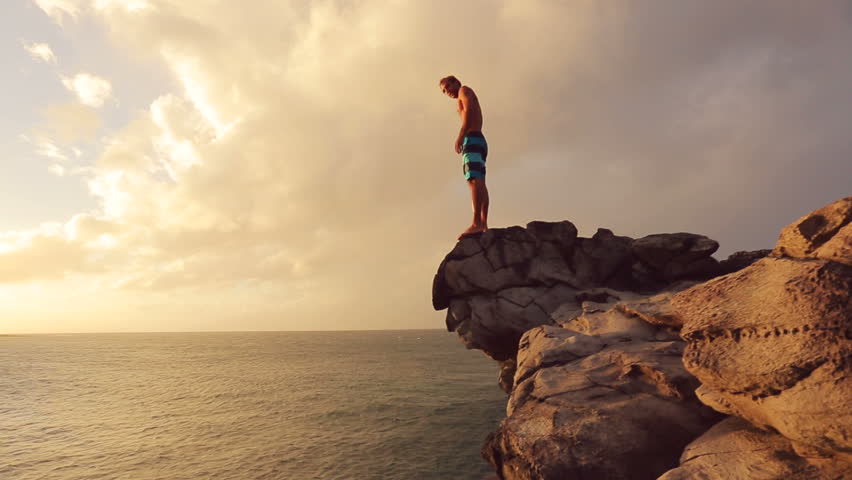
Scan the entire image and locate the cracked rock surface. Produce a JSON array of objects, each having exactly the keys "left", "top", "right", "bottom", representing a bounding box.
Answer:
[
  {"left": 483, "top": 302, "right": 720, "bottom": 480},
  {"left": 673, "top": 196, "right": 852, "bottom": 464},
  {"left": 433, "top": 221, "right": 724, "bottom": 362},
  {"left": 429, "top": 211, "right": 841, "bottom": 479},
  {"left": 658, "top": 417, "right": 852, "bottom": 480},
  {"left": 772, "top": 196, "right": 852, "bottom": 266}
]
